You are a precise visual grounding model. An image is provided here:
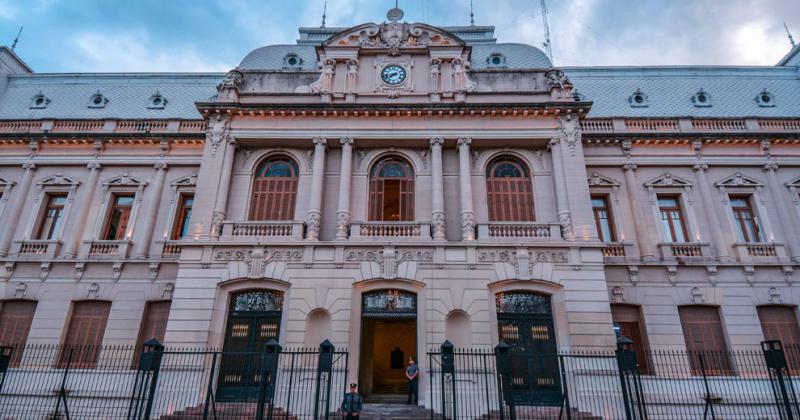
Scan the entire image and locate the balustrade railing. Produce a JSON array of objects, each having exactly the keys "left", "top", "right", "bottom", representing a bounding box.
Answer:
[
  {"left": 670, "top": 243, "right": 703, "bottom": 257},
  {"left": 602, "top": 243, "right": 626, "bottom": 257},
  {"left": 353, "top": 222, "right": 426, "bottom": 238},
  {"left": 477, "top": 222, "right": 561, "bottom": 240},
  {"left": 692, "top": 118, "right": 747, "bottom": 131},
  {"left": 746, "top": 243, "right": 777, "bottom": 257},
  {"left": 52, "top": 120, "right": 104, "bottom": 132},
  {"left": 116, "top": 120, "right": 169, "bottom": 133},
  {"left": 221, "top": 221, "right": 304, "bottom": 239},
  {"left": 758, "top": 119, "right": 800, "bottom": 131},
  {"left": 179, "top": 120, "right": 207, "bottom": 132},
  {"left": 625, "top": 119, "right": 679, "bottom": 132},
  {"left": 87, "top": 240, "right": 128, "bottom": 257},
  {"left": 0, "top": 121, "right": 40, "bottom": 133},
  {"left": 580, "top": 119, "right": 614, "bottom": 132}
]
